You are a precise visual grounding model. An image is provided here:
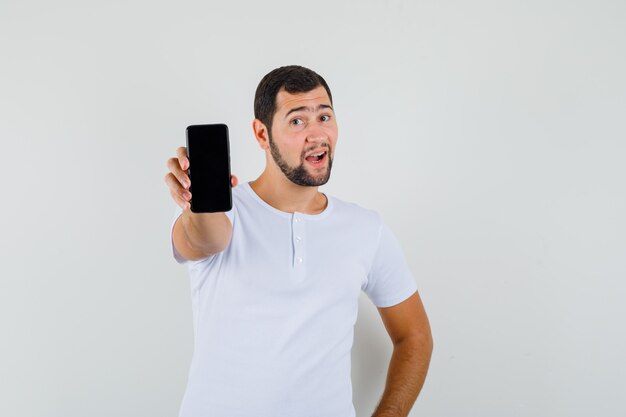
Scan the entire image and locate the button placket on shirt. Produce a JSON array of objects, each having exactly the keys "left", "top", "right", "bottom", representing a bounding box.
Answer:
[{"left": 291, "top": 214, "right": 307, "bottom": 272}]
